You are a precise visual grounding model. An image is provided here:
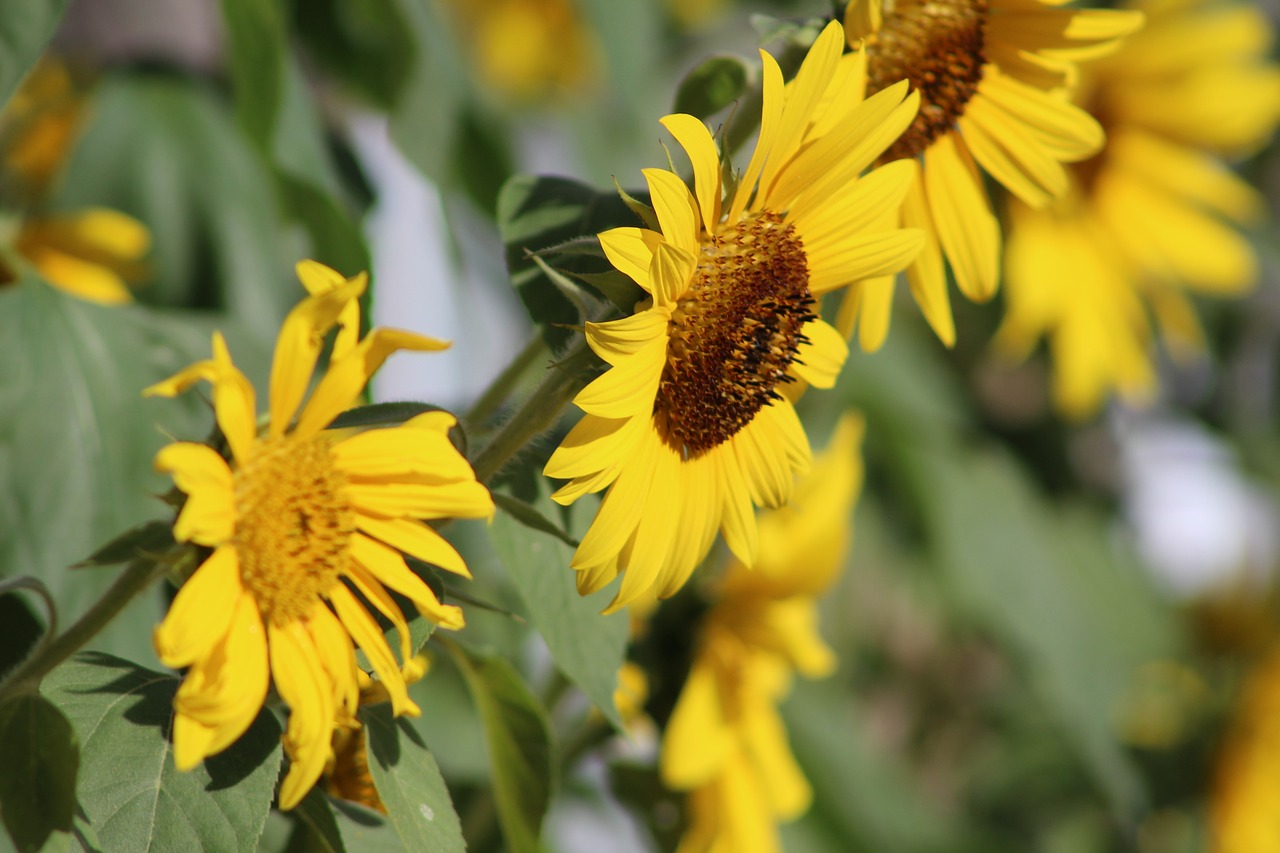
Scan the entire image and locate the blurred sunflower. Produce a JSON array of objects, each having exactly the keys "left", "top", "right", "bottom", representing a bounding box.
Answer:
[
  {"left": 146, "top": 261, "right": 493, "bottom": 809},
  {"left": 1210, "top": 646, "right": 1280, "bottom": 853},
  {"left": 0, "top": 58, "right": 150, "bottom": 304},
  {"left": 661, "top": 414, "right": 863, "bottom": 853},
  {"left": 842, "top": 0, "right": 1143, "bottom": 348},
  {"left": 440, "top": 0, "right": 599, "bottom": 102},
  {"left": 544, "top": 21, "right": 920, "bottom": 612},
  {"left": 996, "top": 0, "right": 1280, "bottom": 417}
]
